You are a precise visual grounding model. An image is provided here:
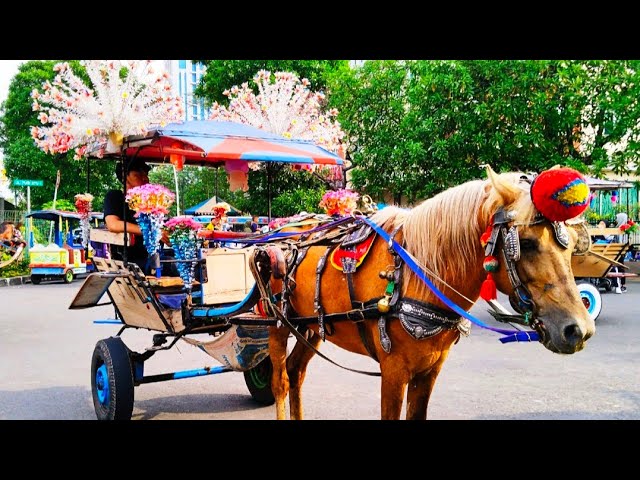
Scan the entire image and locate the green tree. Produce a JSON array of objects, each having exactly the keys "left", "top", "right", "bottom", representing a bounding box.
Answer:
[
  {"left": 328, "top": 60, "right": 640, "bottom": 204},
  {"left": 194, "top": 60, "right": 350, "bottom": 106},
  {"left": 0, "top": 61, "right": 116, "bottom": 210}
]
